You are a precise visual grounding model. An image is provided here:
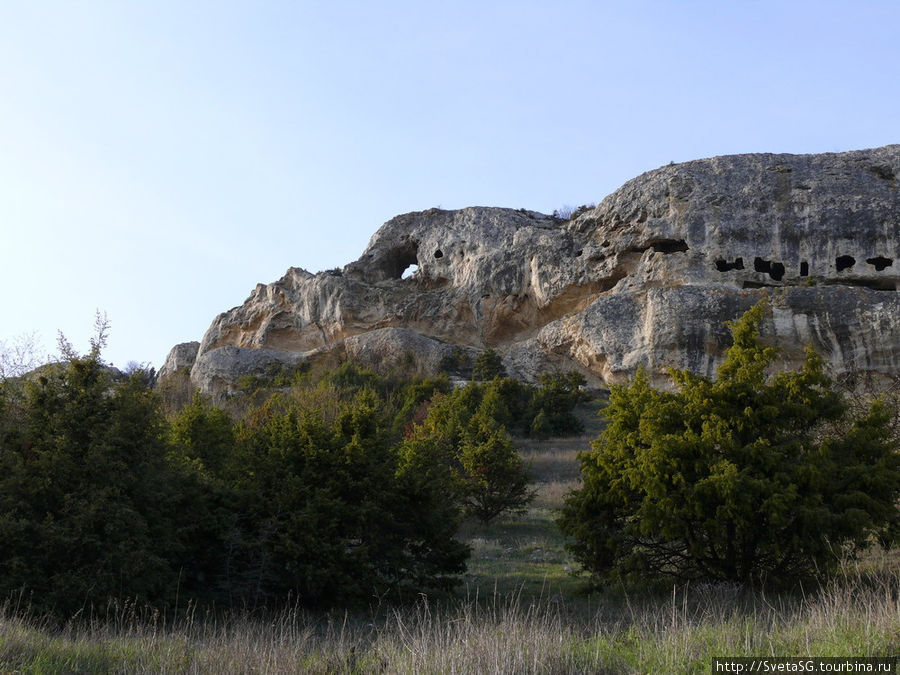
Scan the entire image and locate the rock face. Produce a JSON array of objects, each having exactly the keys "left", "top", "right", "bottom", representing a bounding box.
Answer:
[
  {"left": 157, "top": 341, "right": 199, "bottom": 381},
  {"left": 163, "top": 146, "right": 900, "bottom": 395}
]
